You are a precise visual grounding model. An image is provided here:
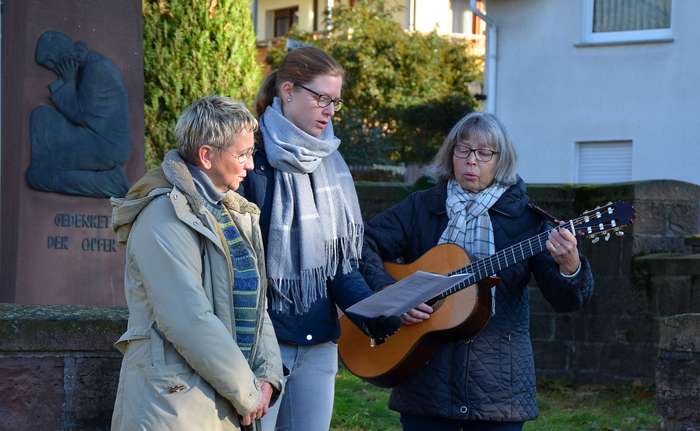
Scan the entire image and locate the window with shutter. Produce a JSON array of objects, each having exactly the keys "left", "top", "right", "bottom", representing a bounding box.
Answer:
[{"left": 576, "top": 141, "right": 633, "bottom": 183}]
